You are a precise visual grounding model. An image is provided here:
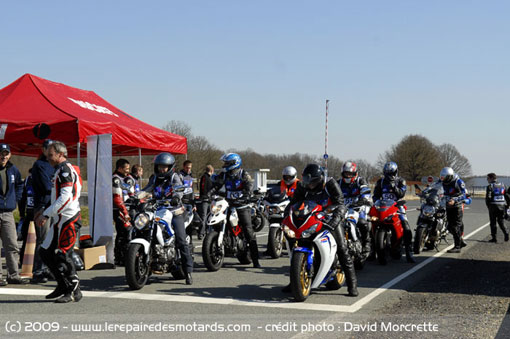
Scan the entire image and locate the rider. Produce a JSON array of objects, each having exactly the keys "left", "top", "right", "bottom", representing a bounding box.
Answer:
[
  {"left": 211, "top": 153, "right": 261, "bottom": 268},
  {"left": 112, "top": 159, "right": 133, "bottom": 266},
  {"left": 284, "top": 163, "right": 358, "bottom": 297},
  {"left": 339, "top": 161, "right": 372, "bottom": 260},
  {"left": 262, "top": 166, "right": 299, "bottom": 257},
  {"left": 440, "top": 167, "right": 468, "bottom": 253},
  {"left": 373, "top": 161, "right": 415, "bottom": 263},
  {"left": 142, "top": 153, "right": 194, "bottom": 284},
  {"left": 485, "top": 173, "right": 509, "bottom": 242}
]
